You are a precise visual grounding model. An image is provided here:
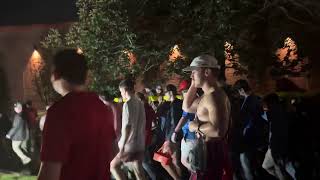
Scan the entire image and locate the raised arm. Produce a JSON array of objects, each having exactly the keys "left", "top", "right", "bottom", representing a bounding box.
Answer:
[
  {"left": 189, "top": 94, "right": 229, "bottom": 139},
  {"left": 182, "top": 81, "right": 200, "bottom": 113}
]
